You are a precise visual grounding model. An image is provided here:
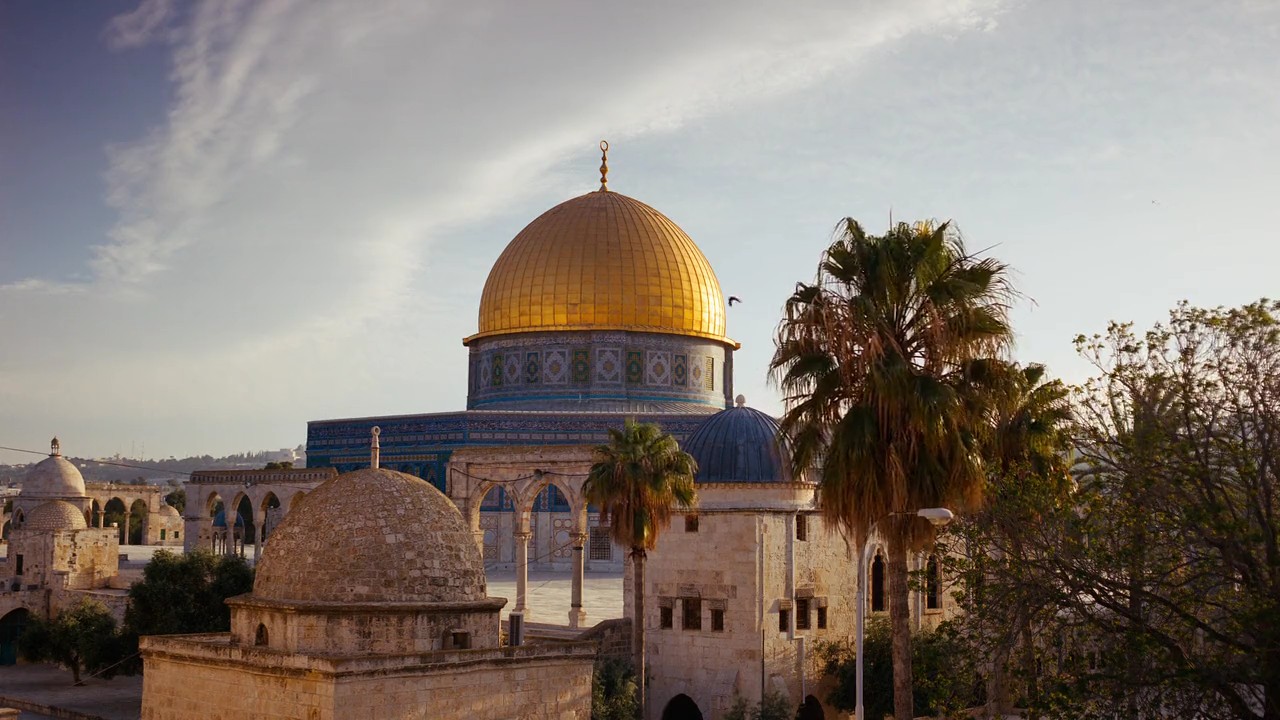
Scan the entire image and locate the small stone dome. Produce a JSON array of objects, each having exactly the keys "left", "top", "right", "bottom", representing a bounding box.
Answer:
[
  {"left": 21, "top": 440, "right": 86, "bottom": 500},
  {"left": 159, "top": 503, "right": 180, "bottom": 517},
  {"left": 253, "top": 467, "right": 486, "bottom": 604},
  {"left": 24, "top": 500, "right": 88, "bottom": 531},
  {"left": 683, "top": 402, "right": 794, "bottom": 483}
]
